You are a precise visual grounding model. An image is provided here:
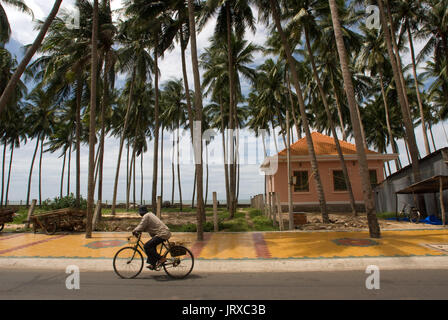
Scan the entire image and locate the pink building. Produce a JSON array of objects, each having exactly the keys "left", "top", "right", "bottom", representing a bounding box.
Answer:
[{"left": 261, "top": 132, "right": 398, "bottom": 212}]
